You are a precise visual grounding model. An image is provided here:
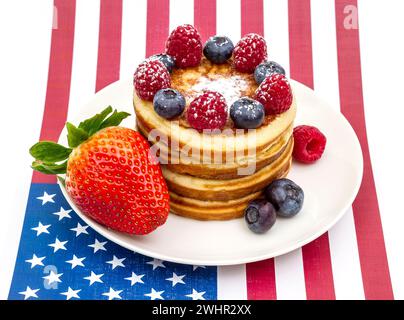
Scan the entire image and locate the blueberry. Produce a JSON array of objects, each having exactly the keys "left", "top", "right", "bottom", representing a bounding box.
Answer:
[
  {"left": 245, "top": 200, "right": 277, "bottom": 234},
  {"left": 150, "top": 54, "right": 175, "bottom": 73},
  {"left": 230, "top": 97, "right": 265, "bottom": 129},
  {"left": 254, "top": 61, "right": 286, "bottom": 85},
  {"left": 153, "top": 89, "right": 186, "bottom": 119},
  {"left": 265, "top": 179, "right": 304, "bottom": 218},
  {"left": 203, "top": 36, "right": 234, "bottom": 64}
]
